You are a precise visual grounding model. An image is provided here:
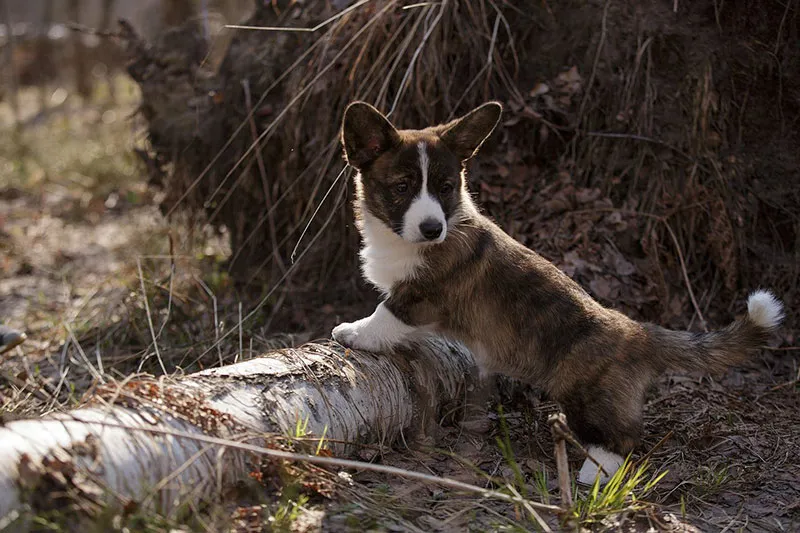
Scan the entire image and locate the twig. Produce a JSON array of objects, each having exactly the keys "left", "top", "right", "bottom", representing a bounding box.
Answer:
[
  {"left": 226, "top": 0, "right": 371, "bottom": 33},
  {"left": 155, "top": 261, "right": 175, "bottom": 340},
  {"left": 774, "top": 0, "right": 794, "bottom": 56},
  {"left": 387, "top": 0, "right": 446, "bottom": 115},
  {"left": 769, "top": 378, "right": 798, "bottom": 392},
  {"left": 241, "top": 78, "right": 286, "bottom": 275},
  {"left": 506, "top": 484, "right": 553, "bottom": 532},
  {"left": 194, "top": 183, "right": 346, "bottom": 362},
  {"left": 290, "top": 165, "right": 348, "bottom": 263},
  {"left": 163, "top": 14, "right": 345, "bottom": 217},
  {"left": 548, "top": 412, "right": 608, "bottom": 476},
  {"left": 718, "top": 506, "right": 745, "bottom": 533},
  {"left": 548, "top": 413, "right": 572, "bottom": 509},
  {"left": 237, "top": 302, "right": 243, "bottom": 363},
  {"left": 64, "top": 323, "right": 105, "bottom": 384},
  {"left": 195, "top": 277, "right": 223, "bottom": 367},
  {"left": 0, "top": 373, "right": 52, "bottom": 404},
  {"left": 225, "top": 141, "right": 335, "bottom": 268},
  {"left": 575, "top": 0, "right": 609, "bottom": 132},
  {"left": 136, "top": 259, "right": 168, "bottom": 376},
  {"left": 72, "top": 417, "right": 565, "bottom": 515},
  {"left": 584, "top": 131, "right": 697, "bottom": 164},
  {"left": 635, "top": 430, "right": 674, "bottom": 465},
  {"left": 660, "top": 218, "right": 708, "bottom": 331}
]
